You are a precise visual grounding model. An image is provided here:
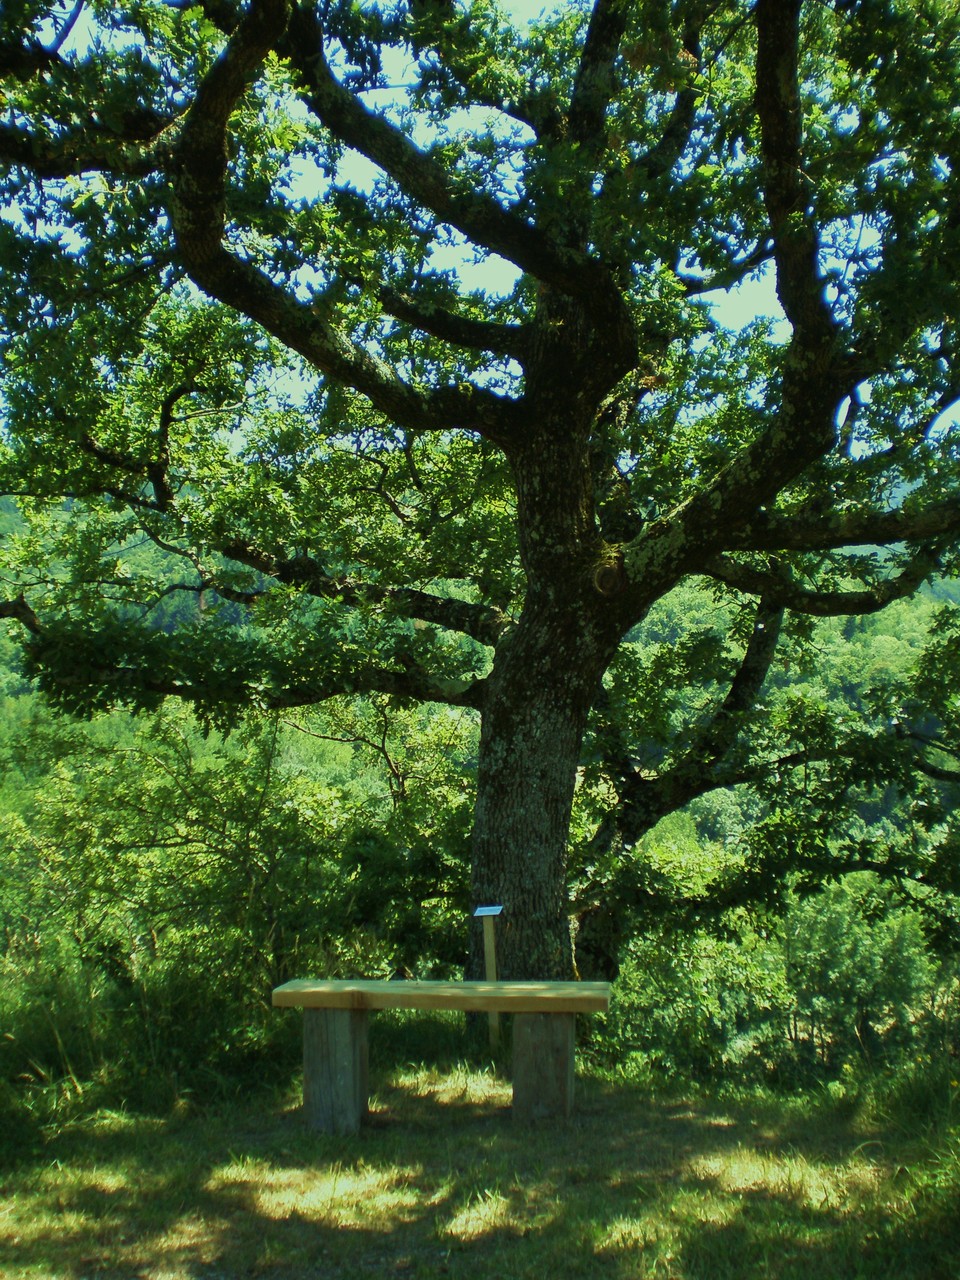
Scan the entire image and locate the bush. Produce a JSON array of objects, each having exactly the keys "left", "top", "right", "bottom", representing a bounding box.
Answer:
[
  {"left": 593, "top": 874, "right": 946, "bottom": 1090},
  {"left": 595, "top": 916, "right": 790, "bottom": 1081},
  {"left": 783, "top": 876, "right": 936, "bottom": 1071}
]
